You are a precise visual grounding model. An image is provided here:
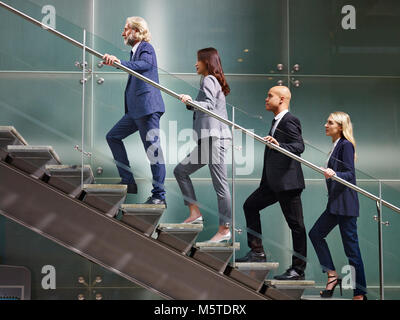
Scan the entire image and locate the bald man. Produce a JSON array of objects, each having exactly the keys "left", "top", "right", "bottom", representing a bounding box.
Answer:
[{"left": 236, "top": 86, "right": 307, "bottom": 281}]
